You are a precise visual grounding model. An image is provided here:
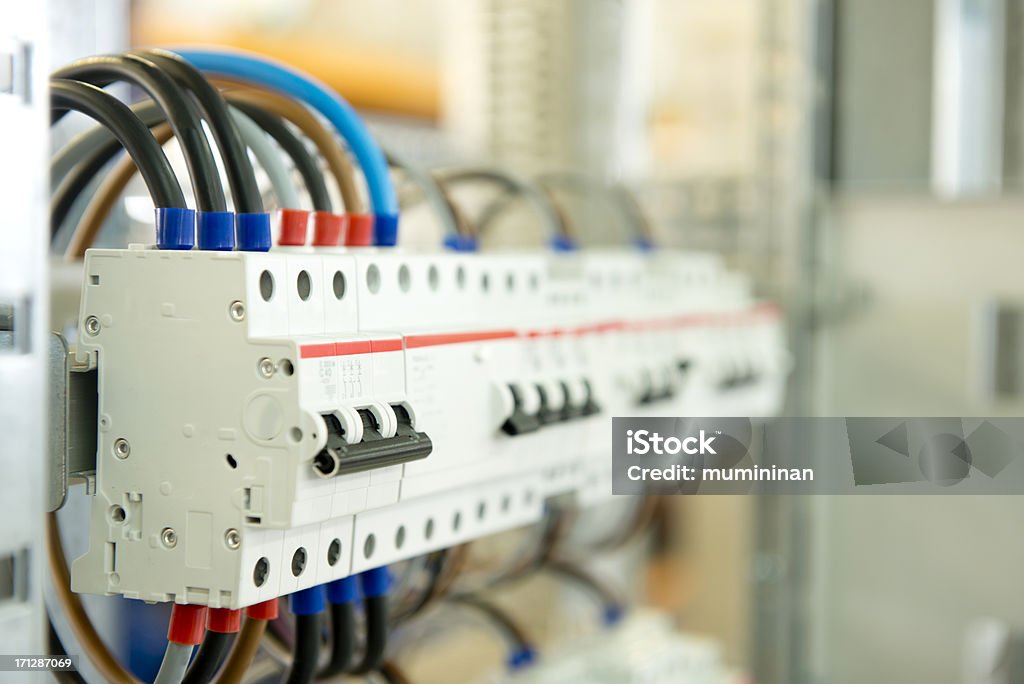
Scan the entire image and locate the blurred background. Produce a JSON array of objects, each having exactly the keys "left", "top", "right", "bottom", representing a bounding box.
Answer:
[{"left": 43, "top": 0, "right": 1024, "bottom": 681}]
